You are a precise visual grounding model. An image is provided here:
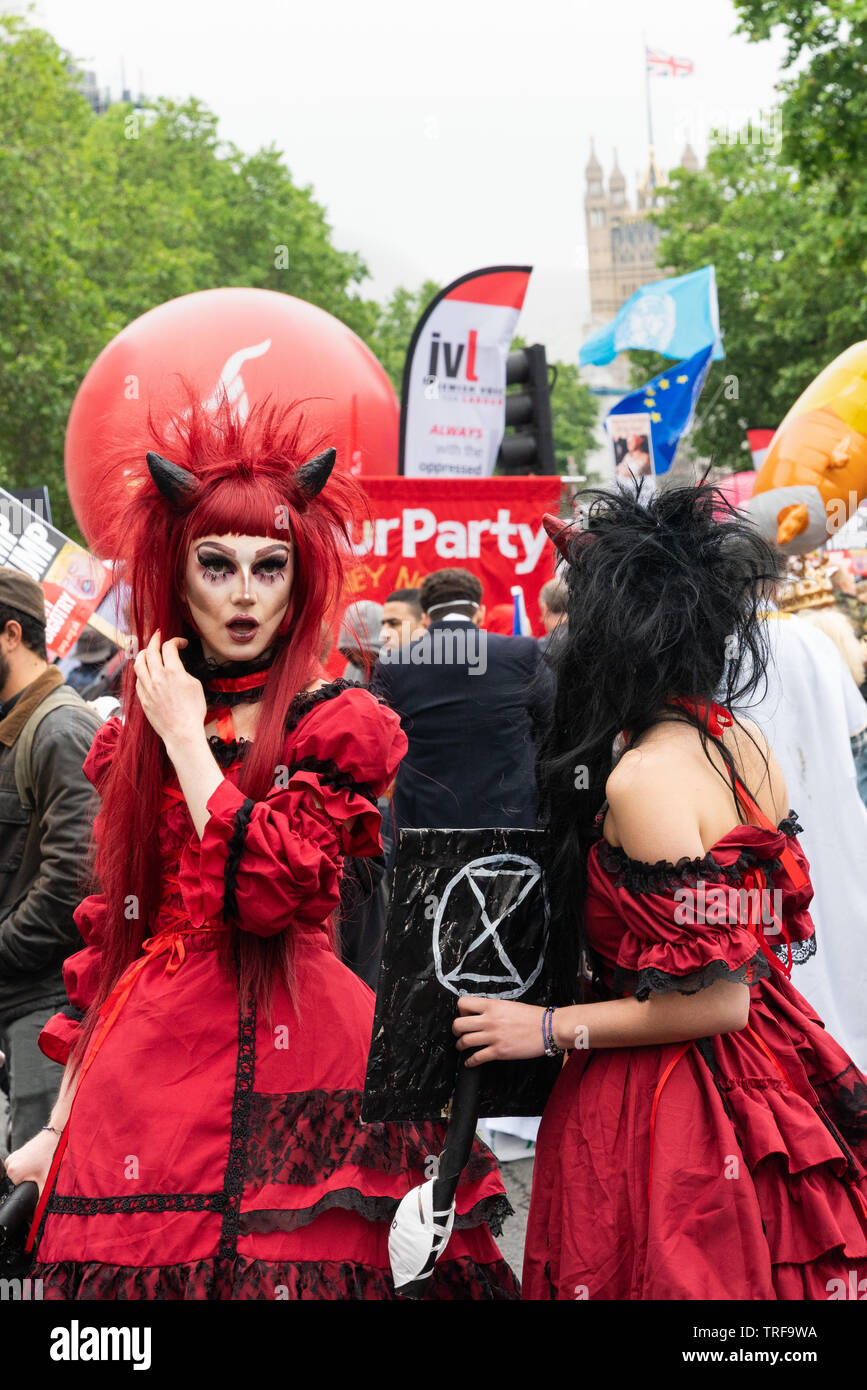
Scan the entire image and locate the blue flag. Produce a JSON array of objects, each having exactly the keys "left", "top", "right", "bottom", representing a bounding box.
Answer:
[
  {"left": 606, "top": 344, "right": 714, "bottom": 475},
  {"left": 579, "top": 265, "right": 723, "bottom": 366}
]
